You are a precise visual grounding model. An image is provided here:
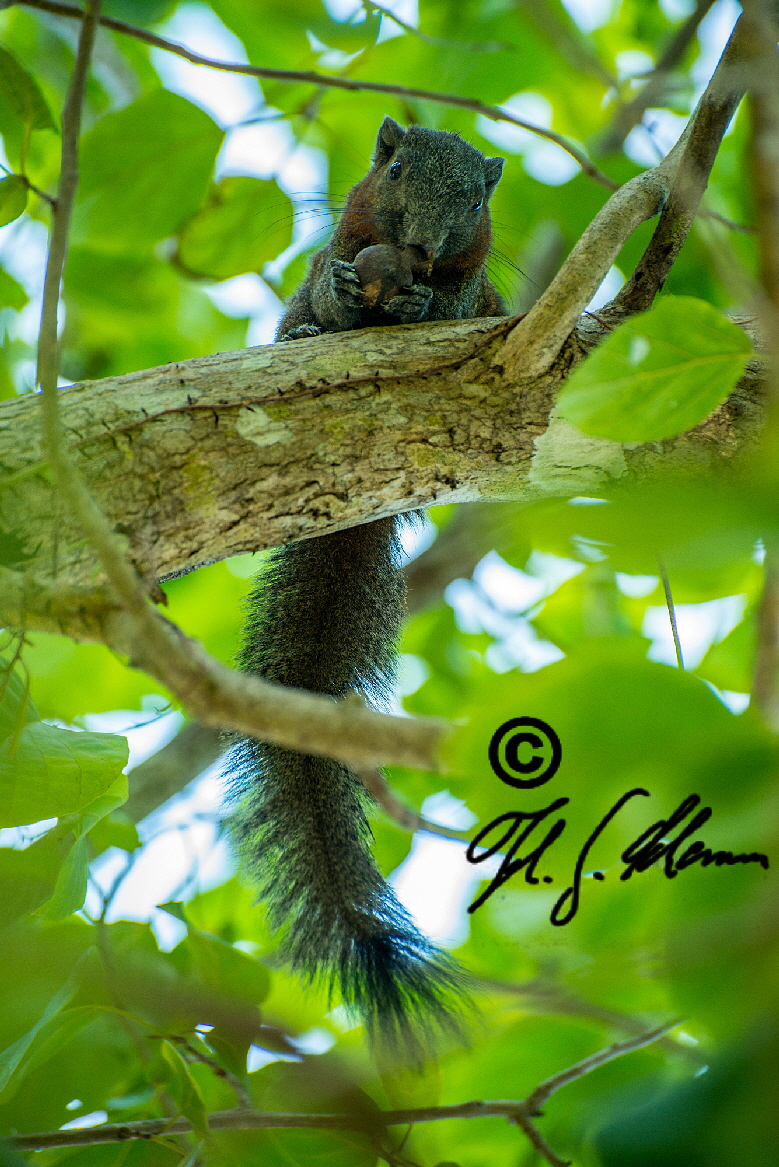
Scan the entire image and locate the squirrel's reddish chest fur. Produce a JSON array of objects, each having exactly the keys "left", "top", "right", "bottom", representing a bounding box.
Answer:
[{"left": 276, "top": 116, "right": 506, "bottom": 337}]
